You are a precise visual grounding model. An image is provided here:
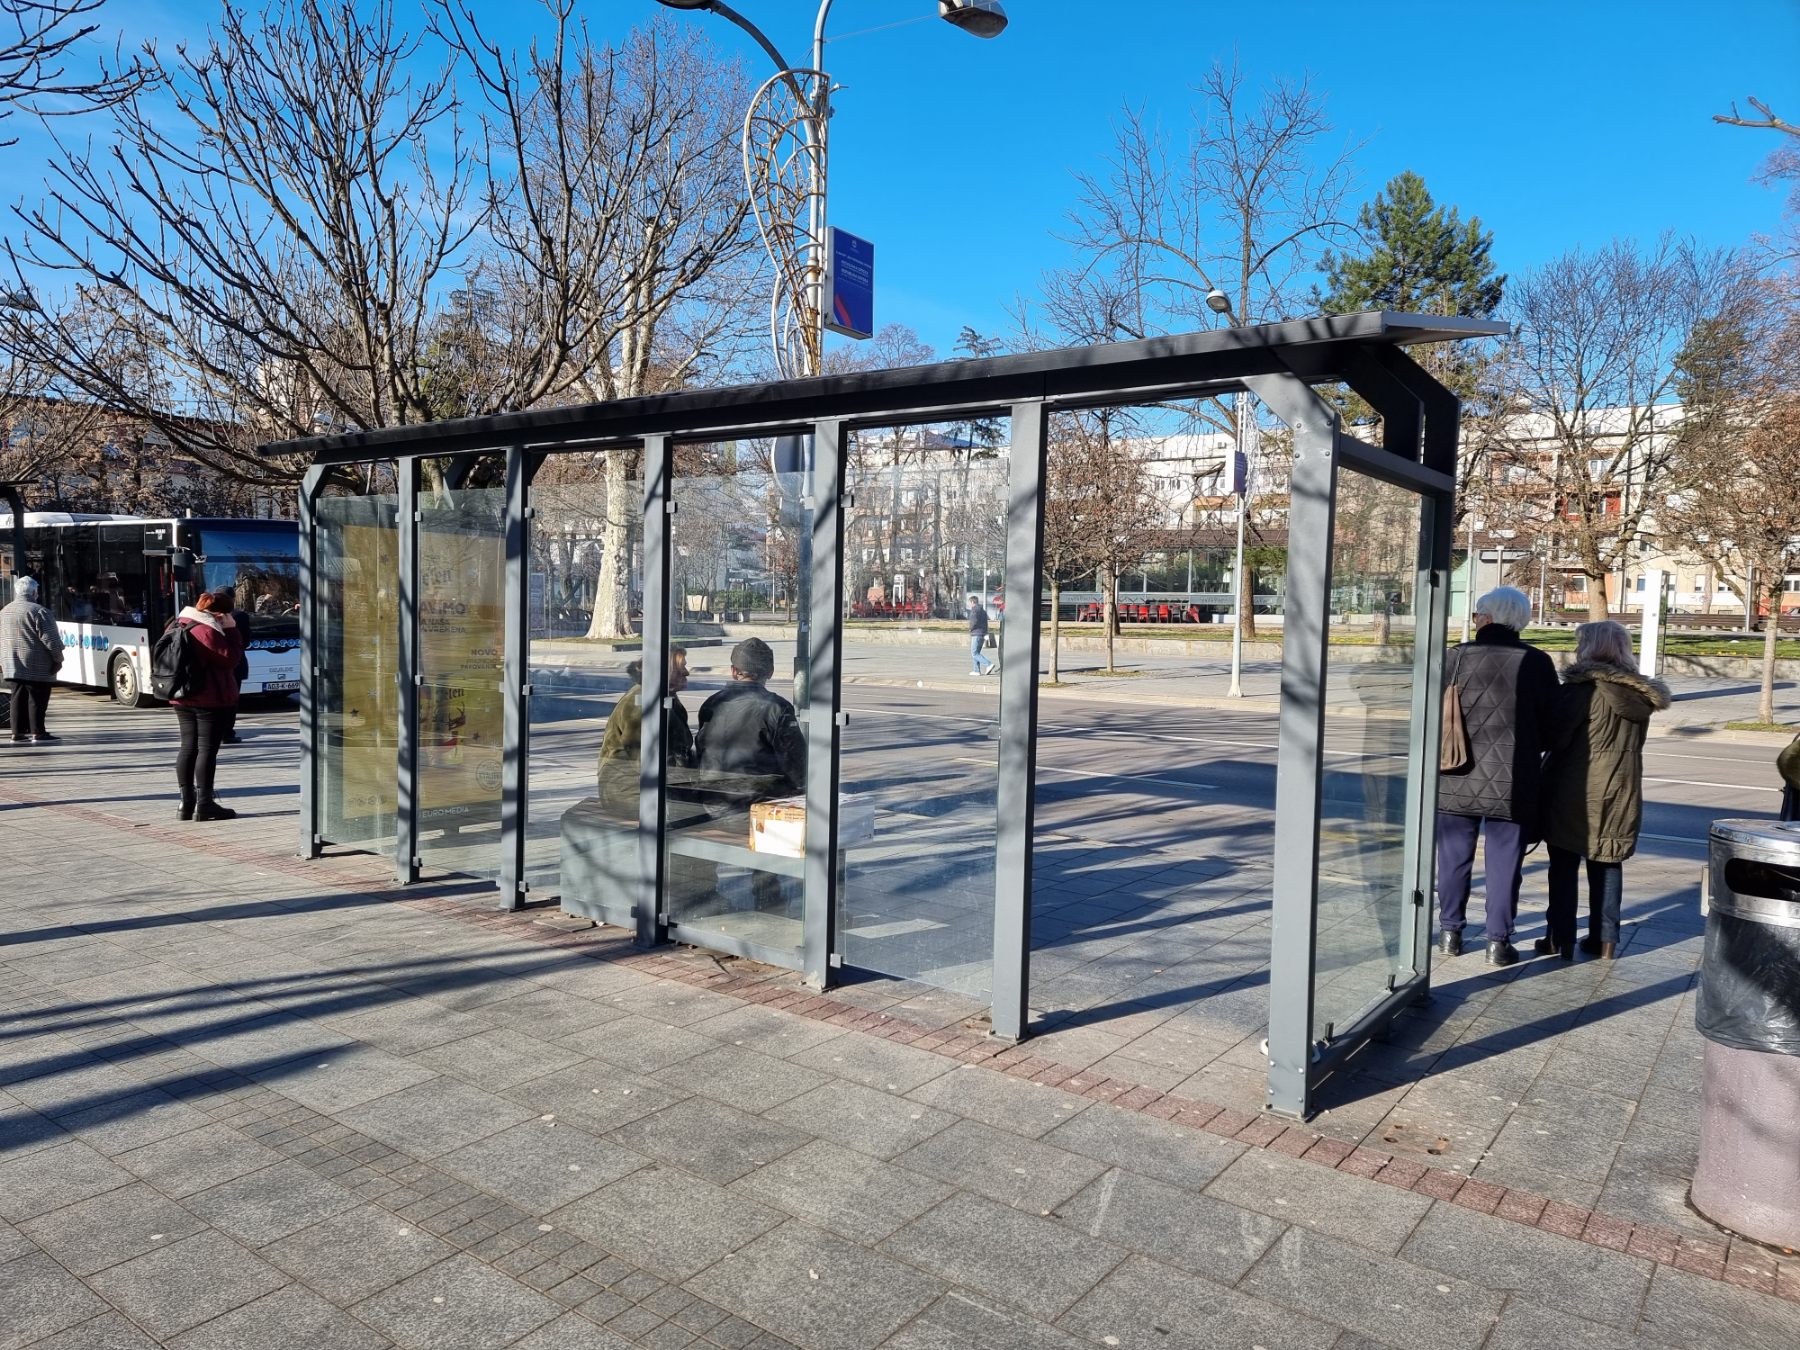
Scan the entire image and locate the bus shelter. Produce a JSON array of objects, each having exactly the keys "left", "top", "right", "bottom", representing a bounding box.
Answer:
[{"left": 269, "top": 311, "right": 1503, "bottom": 1119}]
